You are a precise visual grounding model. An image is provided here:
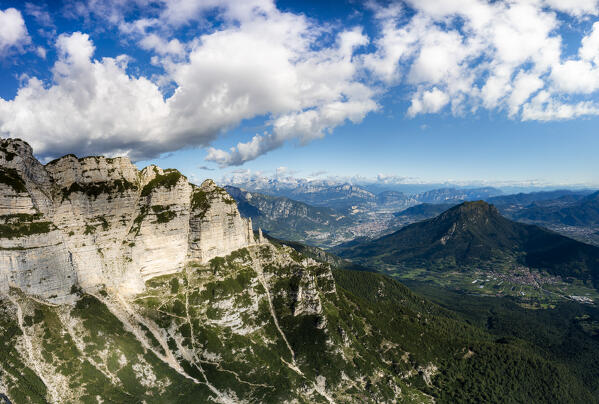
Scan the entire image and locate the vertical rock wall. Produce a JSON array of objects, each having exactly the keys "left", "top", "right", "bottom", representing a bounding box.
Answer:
[
  {"left": 188, "top": 179, "right": 255, "bottom": 263},
  {"left": 0, "top": 231, "right": 77, "bottom": 302},
  {"left": 0, "top": 138, "right": 256, "bottom": 300}
]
